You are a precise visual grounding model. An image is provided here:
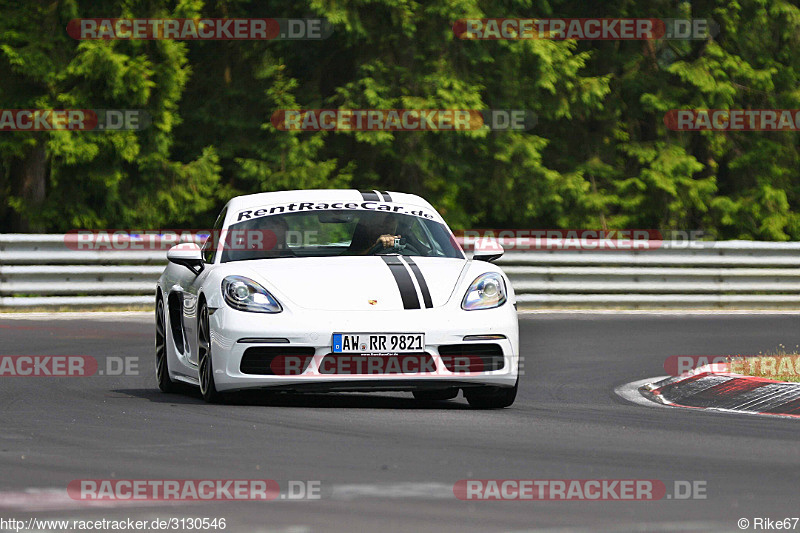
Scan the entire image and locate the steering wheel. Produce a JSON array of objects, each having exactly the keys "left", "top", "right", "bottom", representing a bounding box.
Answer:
[
  {"left": 372, "top": 237, "right": 404, "bottom": 255},
  {"left": 373, "top": 237, "right": 425, "bottom": 256}
]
